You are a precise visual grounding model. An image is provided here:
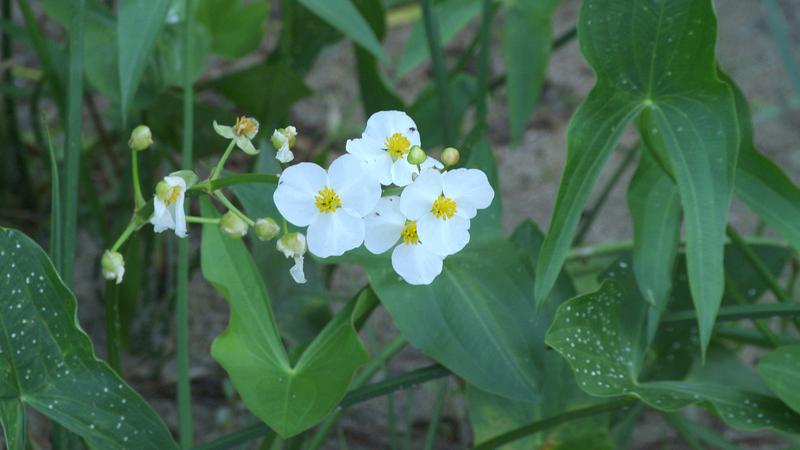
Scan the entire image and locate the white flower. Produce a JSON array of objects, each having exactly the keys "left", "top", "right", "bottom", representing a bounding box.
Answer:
[
  {"left": 273, "top": 154, "right": 381, "bottom": 258},
  {"left": 271, "top": 126, "right": 298, "bottom": 163},
  {"left": 213, "top": 116, "right": 260, "bottom": 155},
  {"left": 151, "top": 175, "right": 188, "bottom": 238},
  {"left": 277, "top": 232, "right": 307, "bottom": 284},
  {"left": 365, "top": 196, "right": 444, "bottom": 285},
  {"left": 101, "top": 250, "right": 125, "bottom": 284},
  {"left": 400, "top": 168, "right": 494, "bottom": 256},
  {"left": 345, "top": 110, "right": 443, "bottom": 187}
]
